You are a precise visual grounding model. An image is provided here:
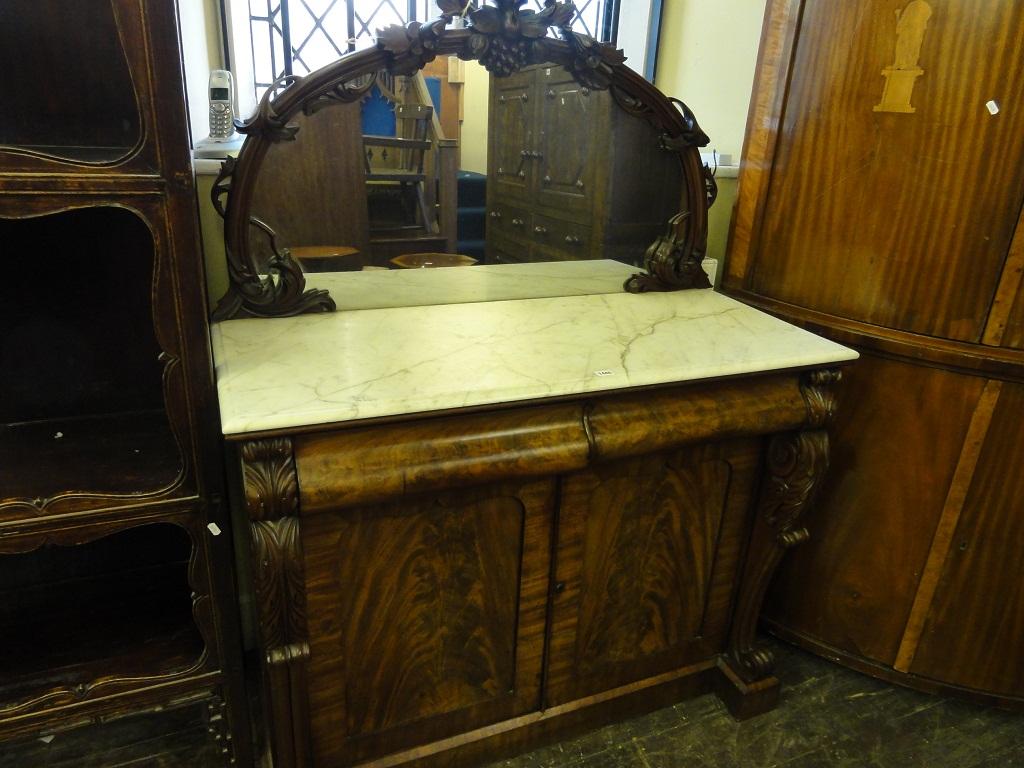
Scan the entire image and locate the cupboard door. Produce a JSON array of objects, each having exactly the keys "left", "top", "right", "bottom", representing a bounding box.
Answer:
[
  {"left": 749, "top": 0, "right": 1024, "bottom": 342},
  {"left": 302, "top": 479, "right": 554, "bottom": 766},
  {"left": 545, "top": 441, "right": 761, "bottom": 706},
  {"left": 534, "top": 66, "right": 606, "bottom": 222},
  {"left": 908, "top": 382, "right": 1024, "bottom": 695},
  {"left": 488, "top": 70, "right": 536, "bottom": 204}
]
